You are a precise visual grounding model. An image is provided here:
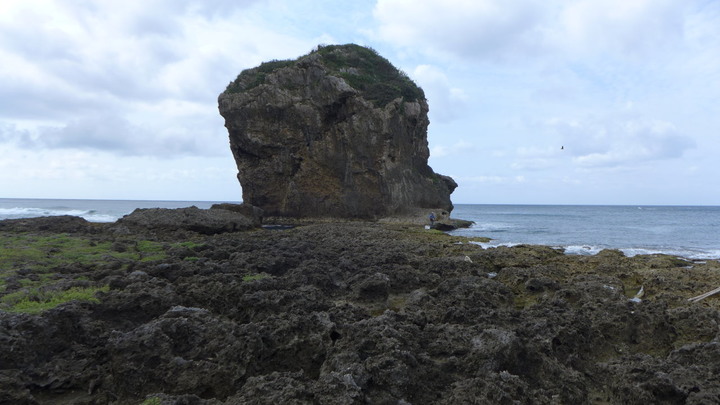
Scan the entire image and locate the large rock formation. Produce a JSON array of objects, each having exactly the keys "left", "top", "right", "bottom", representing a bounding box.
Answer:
[{"left": 218, "top": 44, "right": 457, "bottom": 219}]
